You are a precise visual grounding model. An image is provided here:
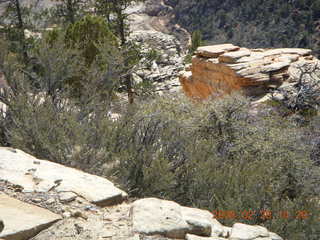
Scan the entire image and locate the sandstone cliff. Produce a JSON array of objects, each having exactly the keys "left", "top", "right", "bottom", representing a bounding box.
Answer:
[{"left": 180, "top": 44, "right": 319, "bottom": 100}]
